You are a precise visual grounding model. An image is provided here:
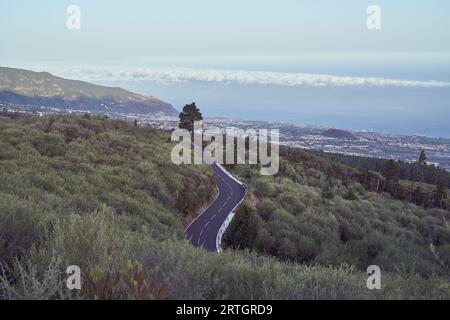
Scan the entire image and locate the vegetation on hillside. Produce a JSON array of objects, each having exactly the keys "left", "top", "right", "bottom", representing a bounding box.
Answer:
[
  {"left": 0, "top": 67, "right": 176, "bottom": 114},
  {"left": 1, "top": 114, "right": 450, "bottom": 300},
  {"left": 290, "top": 148, "right": 449, "bottom": 210},
  {"left": 224, "top": 147, "right": 450, "bottom": 279},
  {"left": 315, "top": 150, "right": 450, "bottom": 188}
]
